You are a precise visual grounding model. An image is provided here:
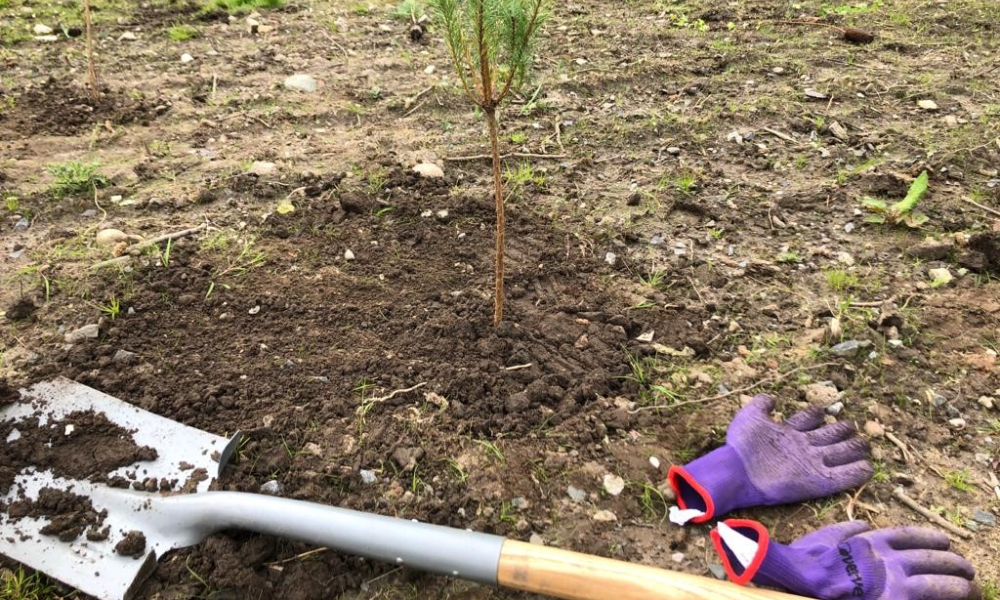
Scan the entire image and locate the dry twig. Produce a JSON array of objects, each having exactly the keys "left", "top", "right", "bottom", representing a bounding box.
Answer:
[{"left": 892, "top": 488, "right": 973, "bottom": 540}]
